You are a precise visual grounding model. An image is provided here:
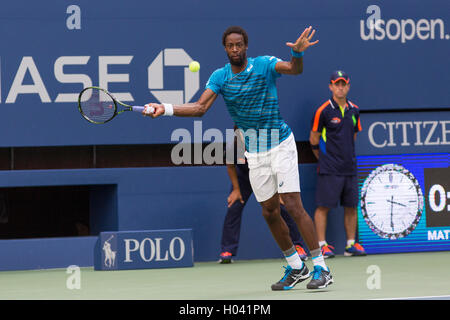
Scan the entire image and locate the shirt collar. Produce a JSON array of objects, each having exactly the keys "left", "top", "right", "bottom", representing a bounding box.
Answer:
[
  {"left": 228, "top": 58, "right": 253, "bottom": 76},
  {"left": 329, "top": 97, "right": 349, "bottom": 110}
]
